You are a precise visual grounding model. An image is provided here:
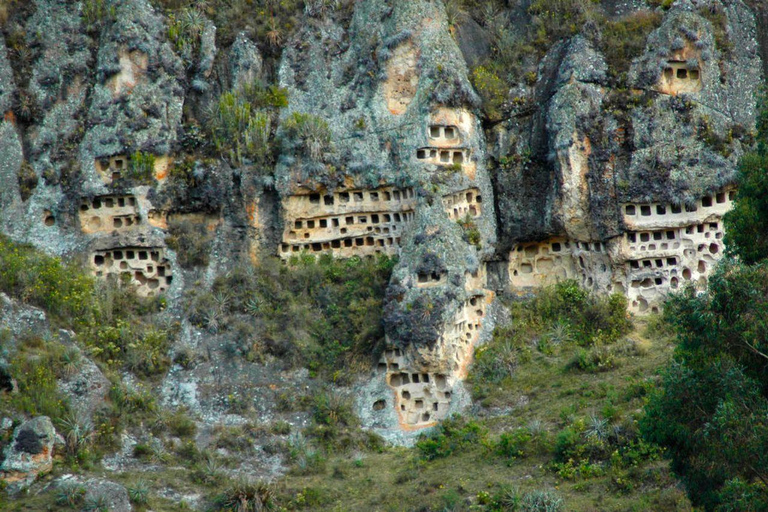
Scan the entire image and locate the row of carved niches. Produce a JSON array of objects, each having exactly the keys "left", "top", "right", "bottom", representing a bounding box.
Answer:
[
  {"left": 79, "top": 195, "right": 141, "bottom": 234},
  {"left": 416, "top": 147, "right": 468, "bottom": 166},
  {"left": 443, "top": 188, "right": 482, "bottom": 221},
  {"left": 93, "top": 154, "right": 172, "bottom": 185},
  {"left": 622, "top": 190, "right": 734, "bottom": 229},
  {"left": 442, "top": 294, "right": 487, "bottom": 377},
  {"left": 378, "top": 292, "right": 488, "bottom": 428},
  {"left": 280, "top": 186, "right": 416, "bottom": 259},
  {"left": 90, "top": 247, "right": 172, "bottom": 297},
  {"left": 508, "top": 190, "right": 733, "bottom": 314},
  {"left": 378, "top": 348, "right": 453, "bottom": 428},
  {"left": 658, "top": 60, "right": 702, "bottom": 95}
]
